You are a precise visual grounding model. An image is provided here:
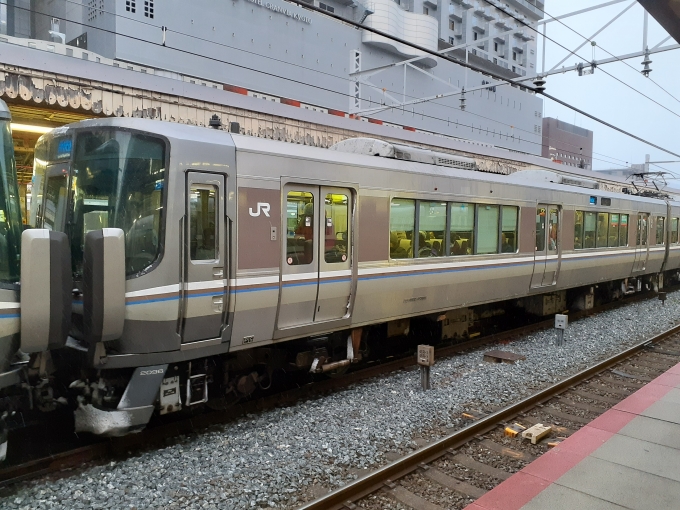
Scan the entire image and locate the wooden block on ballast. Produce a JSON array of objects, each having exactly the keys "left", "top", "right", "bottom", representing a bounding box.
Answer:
[
  {"left": 483, "top": 350, "right": 527, "bottom": 364},
  {"left": 522, "top": 423, "right": 552, "bottom": 444}
]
